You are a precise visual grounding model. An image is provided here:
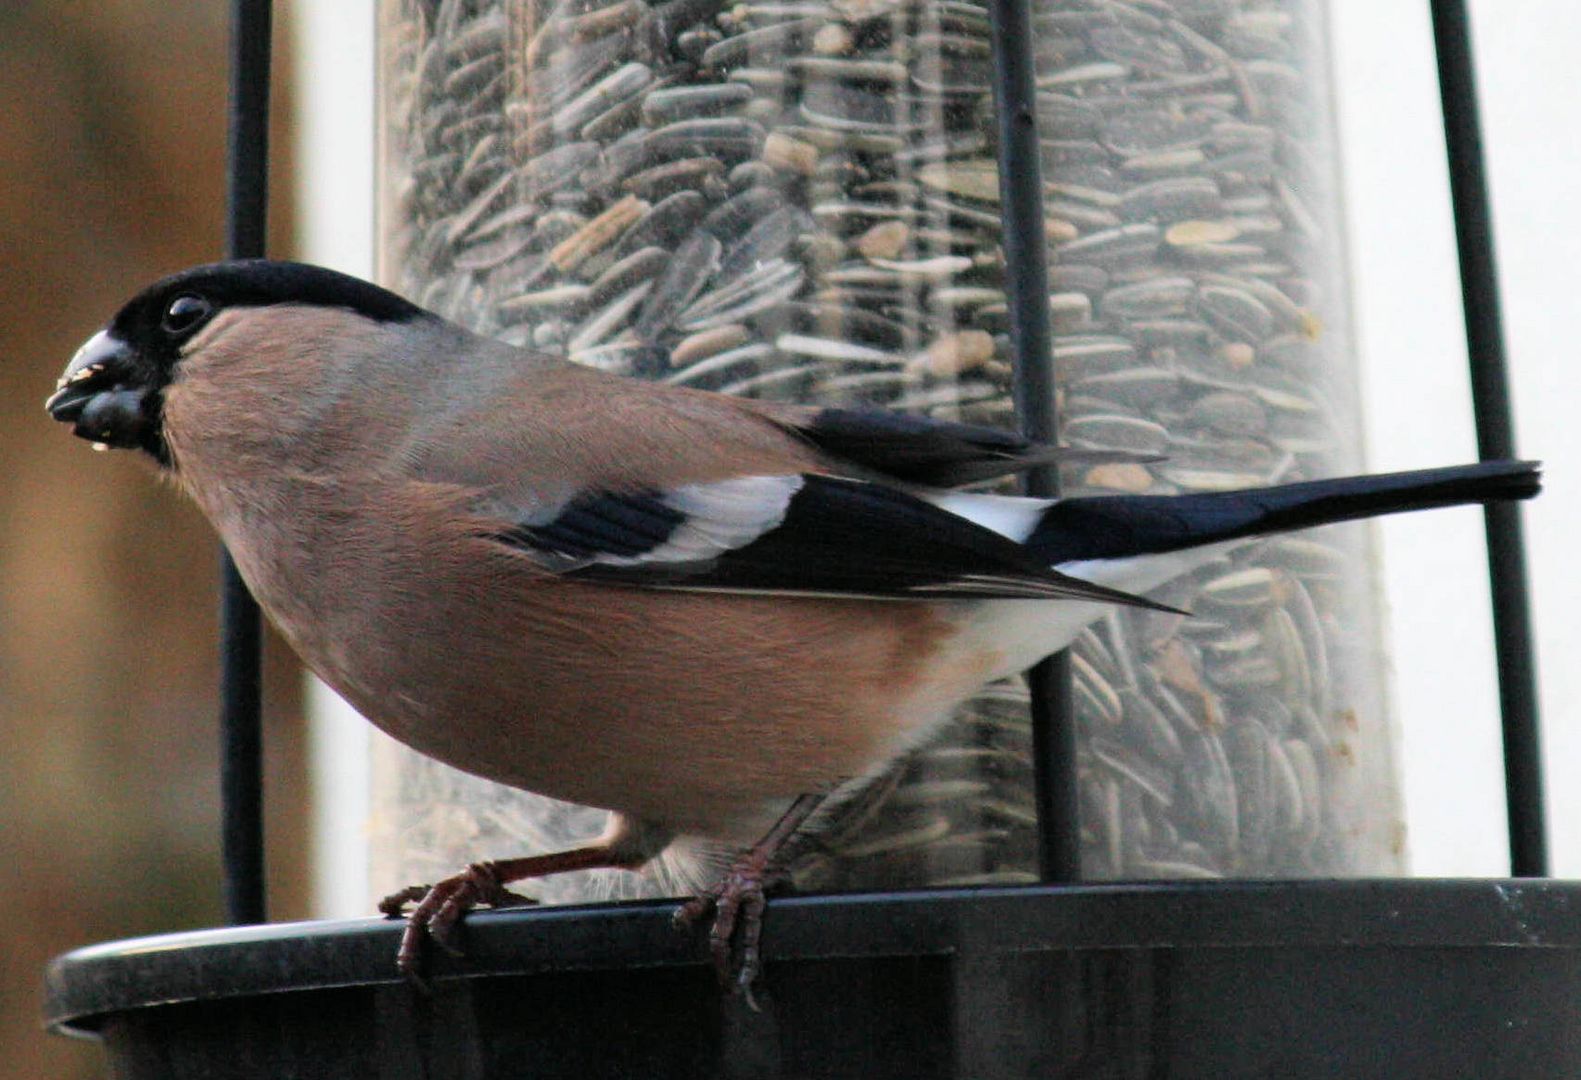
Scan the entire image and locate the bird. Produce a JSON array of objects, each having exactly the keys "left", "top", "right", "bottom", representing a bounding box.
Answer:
[{"left": 46, "top": 258, "right": 1540, "bottom": 997}]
